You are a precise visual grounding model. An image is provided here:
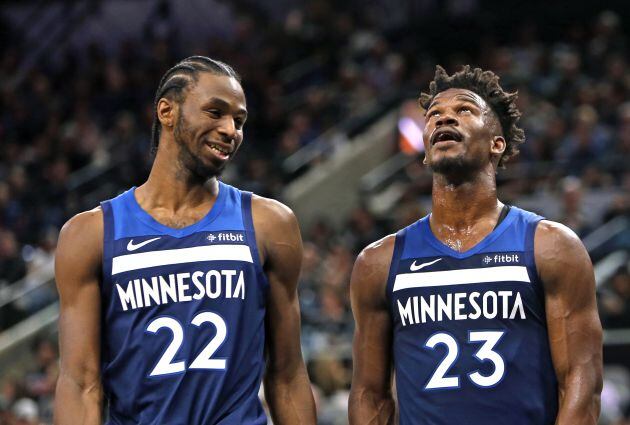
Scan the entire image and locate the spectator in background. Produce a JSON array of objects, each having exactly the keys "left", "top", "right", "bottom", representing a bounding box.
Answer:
[
  {"left": 603, "top": 193, "right": 630, "bottom": 224},
  {"left": 557, "top": 105, "right": 612, "bottom": 174},
  {"left": 0, "top": 376, "right": 22, "bottom": 412},
  {"left": 308, "top": 355, "right": 351, "bottom": 425},
  {"left": 0, "top": 229, "right": 26, "bottom": 286},
  {"left": 11, "top": 397, "right": 41, "bottom": 425},
  {"left": 0, "top": 376, "right": 43, "bottom": 425},
  {"left": 343, "top": 206, "right": 387, "bottom": 253},
  {"left": 23, "top": 338, "right": 58, "bottom": 422},
  {"left": 601, "top": 268, "right": 630, "bottom": 329},
  {"left": 558, "top": 176, "right": 591, "bottom": 237}
]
